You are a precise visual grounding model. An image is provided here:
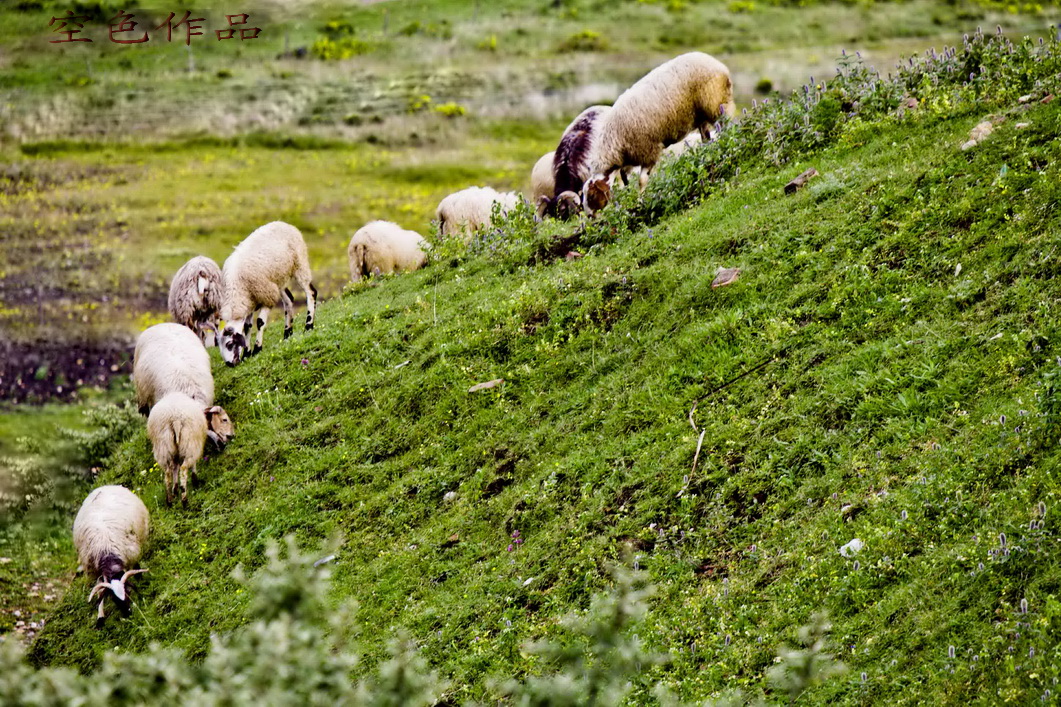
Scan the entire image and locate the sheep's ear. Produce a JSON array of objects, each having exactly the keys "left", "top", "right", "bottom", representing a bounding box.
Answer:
[{"left": 205, "top": 406, "right": 221, "bottom": 419}]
